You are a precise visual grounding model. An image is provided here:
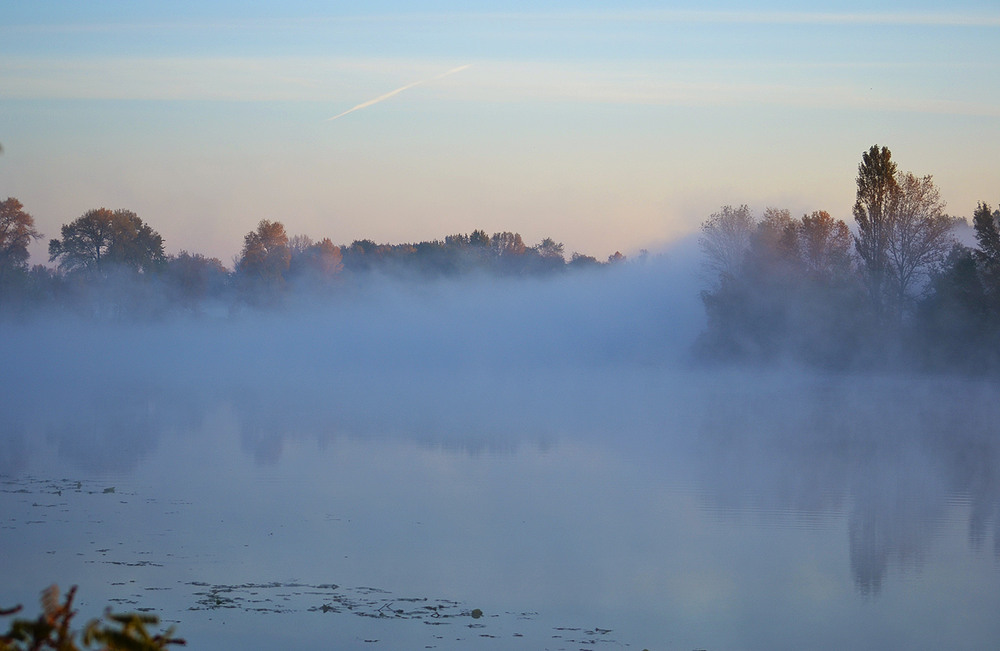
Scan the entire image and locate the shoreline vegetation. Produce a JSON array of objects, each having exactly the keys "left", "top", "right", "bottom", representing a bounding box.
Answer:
[
  {"left": 696, "top": 145, "right": 1000, "bottom": 374},
  {"left": 1, "top": 144, "right": 999, "bottom": 373},
  {"left": 1, "top": 202, "right": 628, "bottom": 317},
  {"left": 1, "top": 585, "right": 185, "bottom": 651}
]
